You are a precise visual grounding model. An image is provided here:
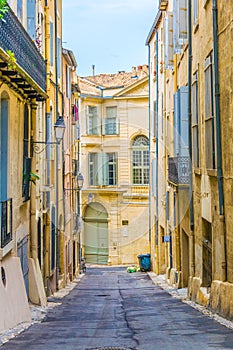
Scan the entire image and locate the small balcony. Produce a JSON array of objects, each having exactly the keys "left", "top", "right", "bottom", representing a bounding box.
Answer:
[
  {"left": 0, "top": 198, "right": 13, "bottom": 258},
  {"left": 168, "top": 156, "right": 190, "bottom": 185},
  {"left": 0, "top": 6, "right": 46, "bottom": 100}
]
